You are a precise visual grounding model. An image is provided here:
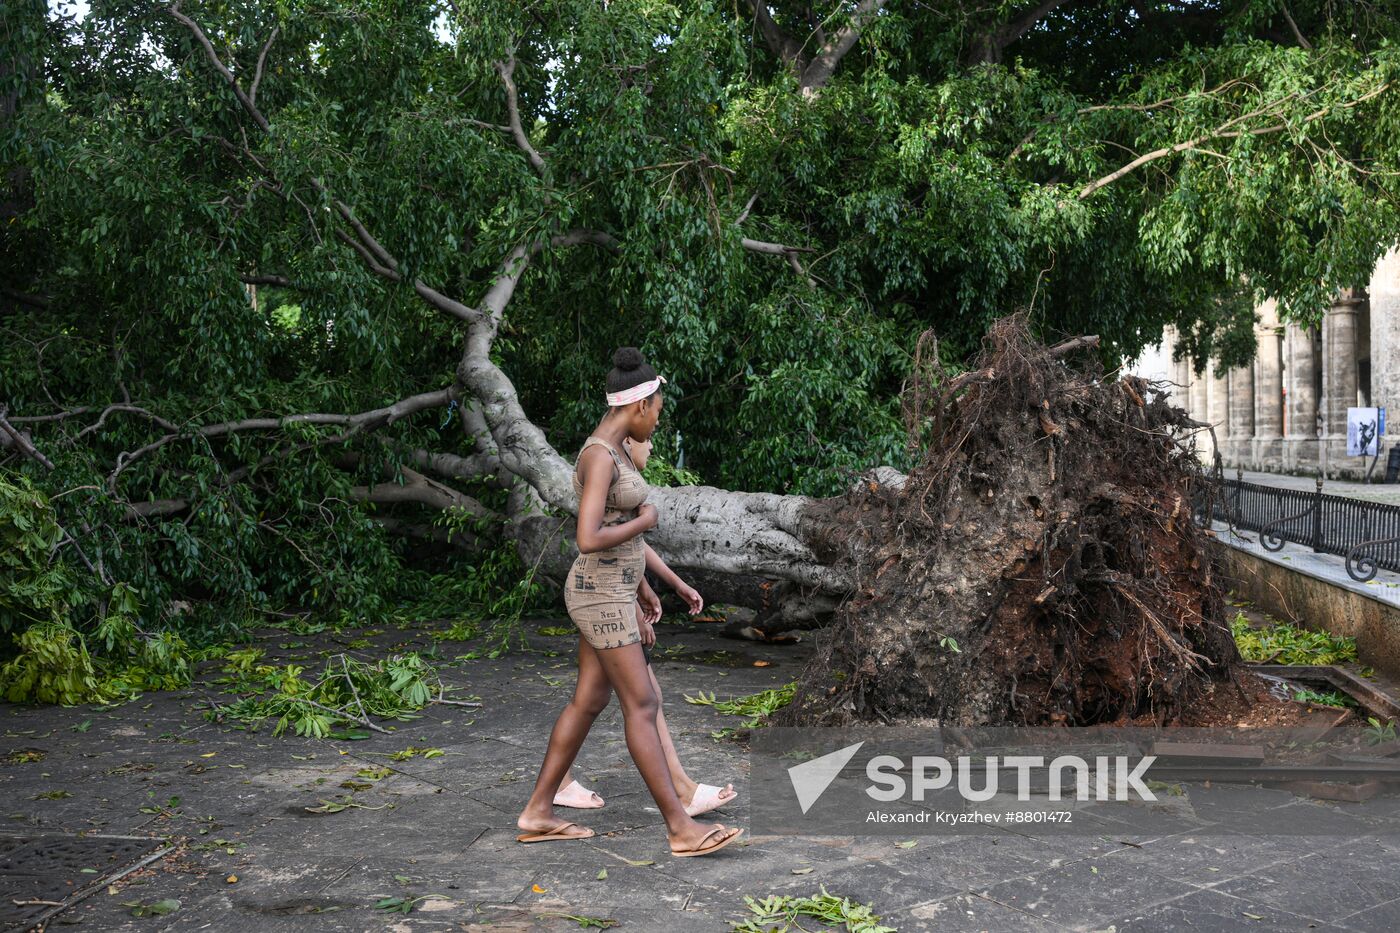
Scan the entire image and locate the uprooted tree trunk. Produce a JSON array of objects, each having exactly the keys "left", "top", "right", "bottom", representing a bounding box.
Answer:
[{"left": 777, "top": 315, "right": 1242, "bottom": 727}]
